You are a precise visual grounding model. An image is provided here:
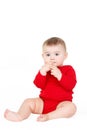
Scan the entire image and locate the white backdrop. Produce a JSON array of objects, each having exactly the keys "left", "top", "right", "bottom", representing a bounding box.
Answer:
[{"left": 0, "top": 0, "right": 87, "bottom": 130}]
